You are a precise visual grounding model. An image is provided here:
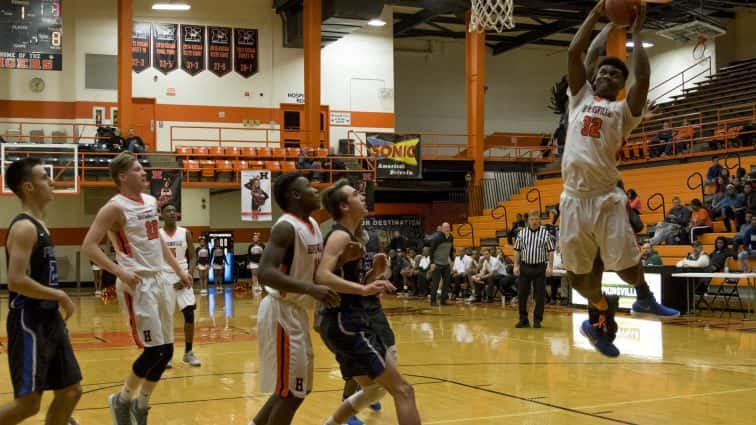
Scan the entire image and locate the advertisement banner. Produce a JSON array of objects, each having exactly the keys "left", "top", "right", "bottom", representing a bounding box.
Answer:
[
  {"left": 180, "top": 24, "right": 205, "bottom": 76},
  {"left": 150, "top": 169, "right": 182, "bottom": 219},
  {"left": 366, "top": 133, "right": 422, "bottom": 179},
  {"left": 241, "top": 170, "right": 272, "bottom": 221},
  {"left": 571, "top": 272, "right": 662, "bottom": 310}
]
